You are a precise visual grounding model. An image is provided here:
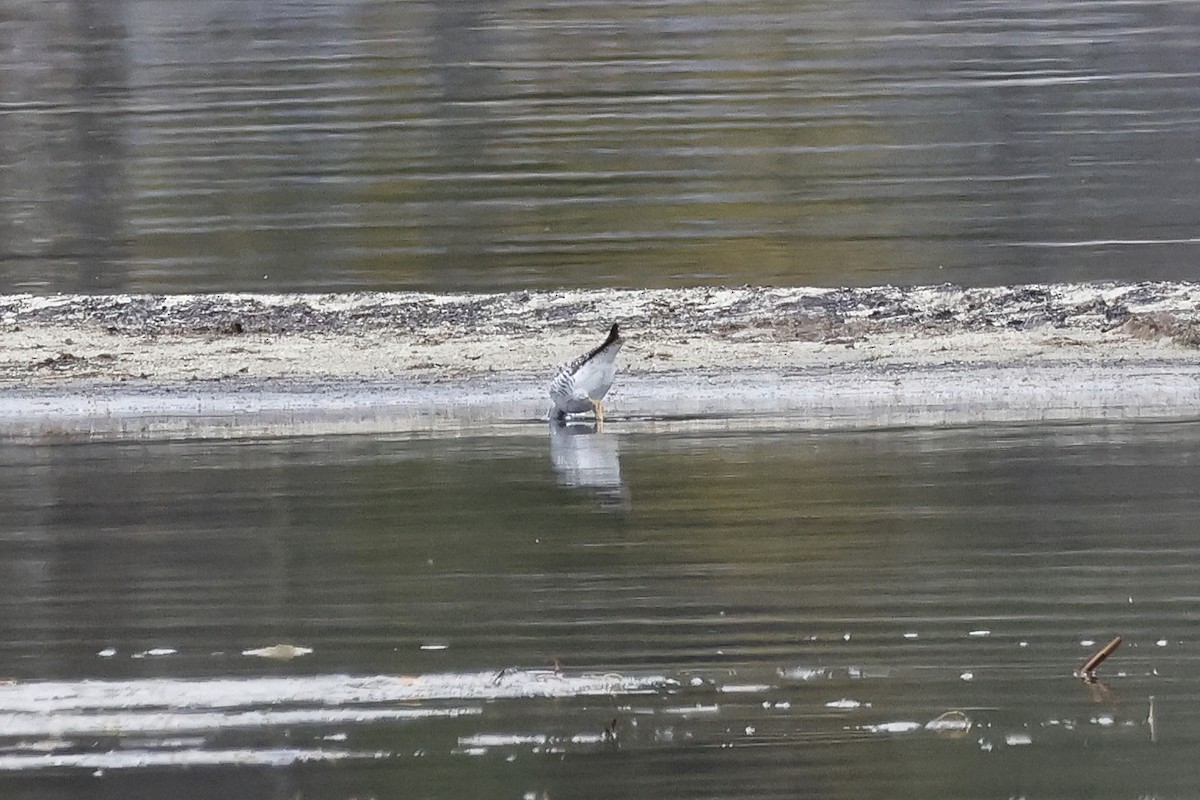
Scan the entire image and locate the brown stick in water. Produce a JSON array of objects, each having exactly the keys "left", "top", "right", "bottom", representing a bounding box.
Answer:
[{"left": 1079, "top": 636, "right": 1122, "bottom": 677}]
